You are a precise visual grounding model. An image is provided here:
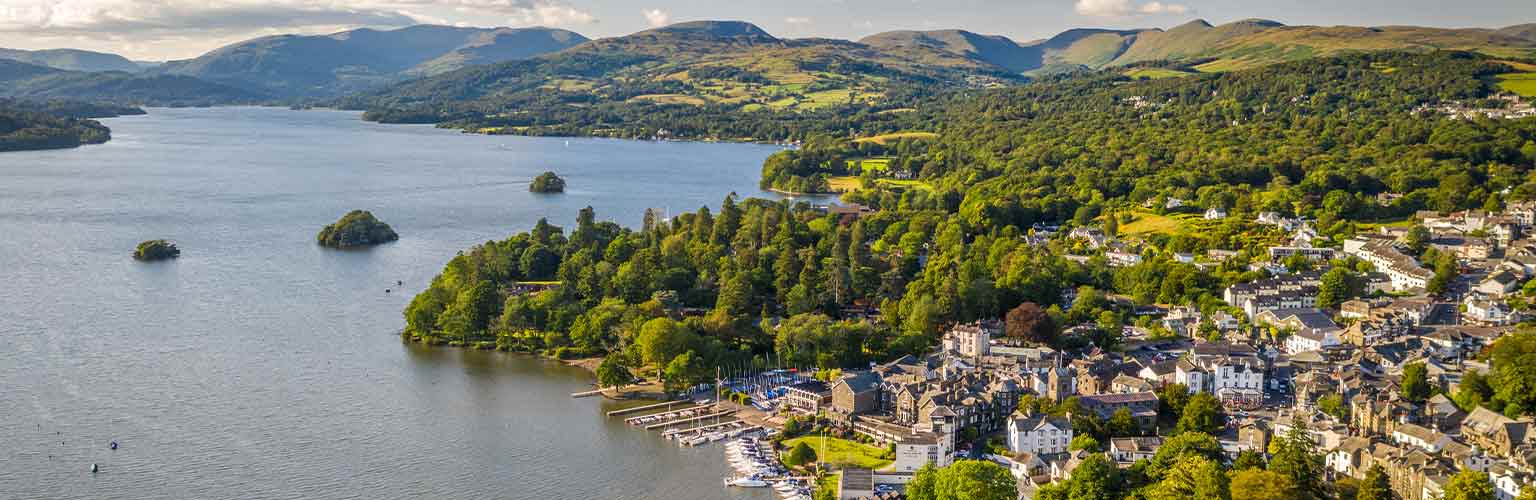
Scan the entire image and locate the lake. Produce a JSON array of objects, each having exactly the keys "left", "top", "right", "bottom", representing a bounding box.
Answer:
[{"left": 0, "top": 107, "right": 808, "bottom": 499}]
